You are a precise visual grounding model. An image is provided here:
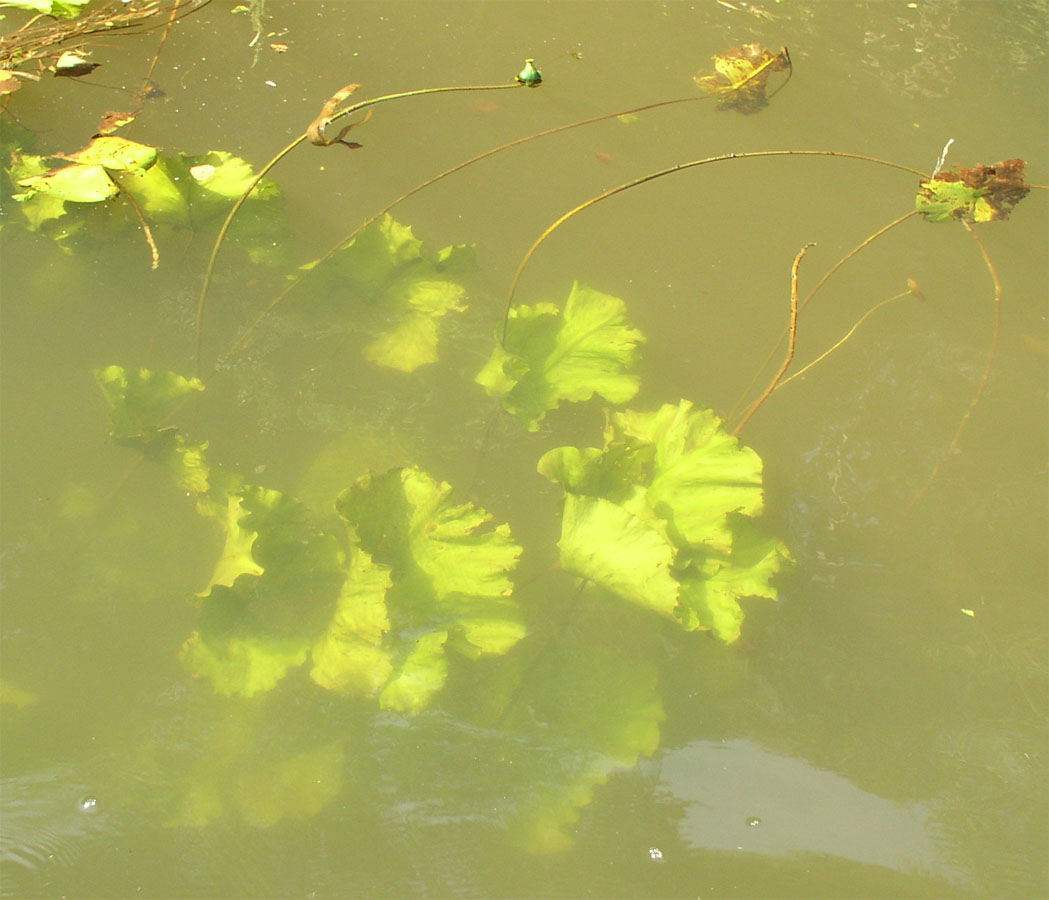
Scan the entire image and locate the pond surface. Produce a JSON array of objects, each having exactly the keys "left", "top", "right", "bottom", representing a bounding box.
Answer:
[{"left": 1, "top": 1, "right": 1046, "bottom": 898}]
